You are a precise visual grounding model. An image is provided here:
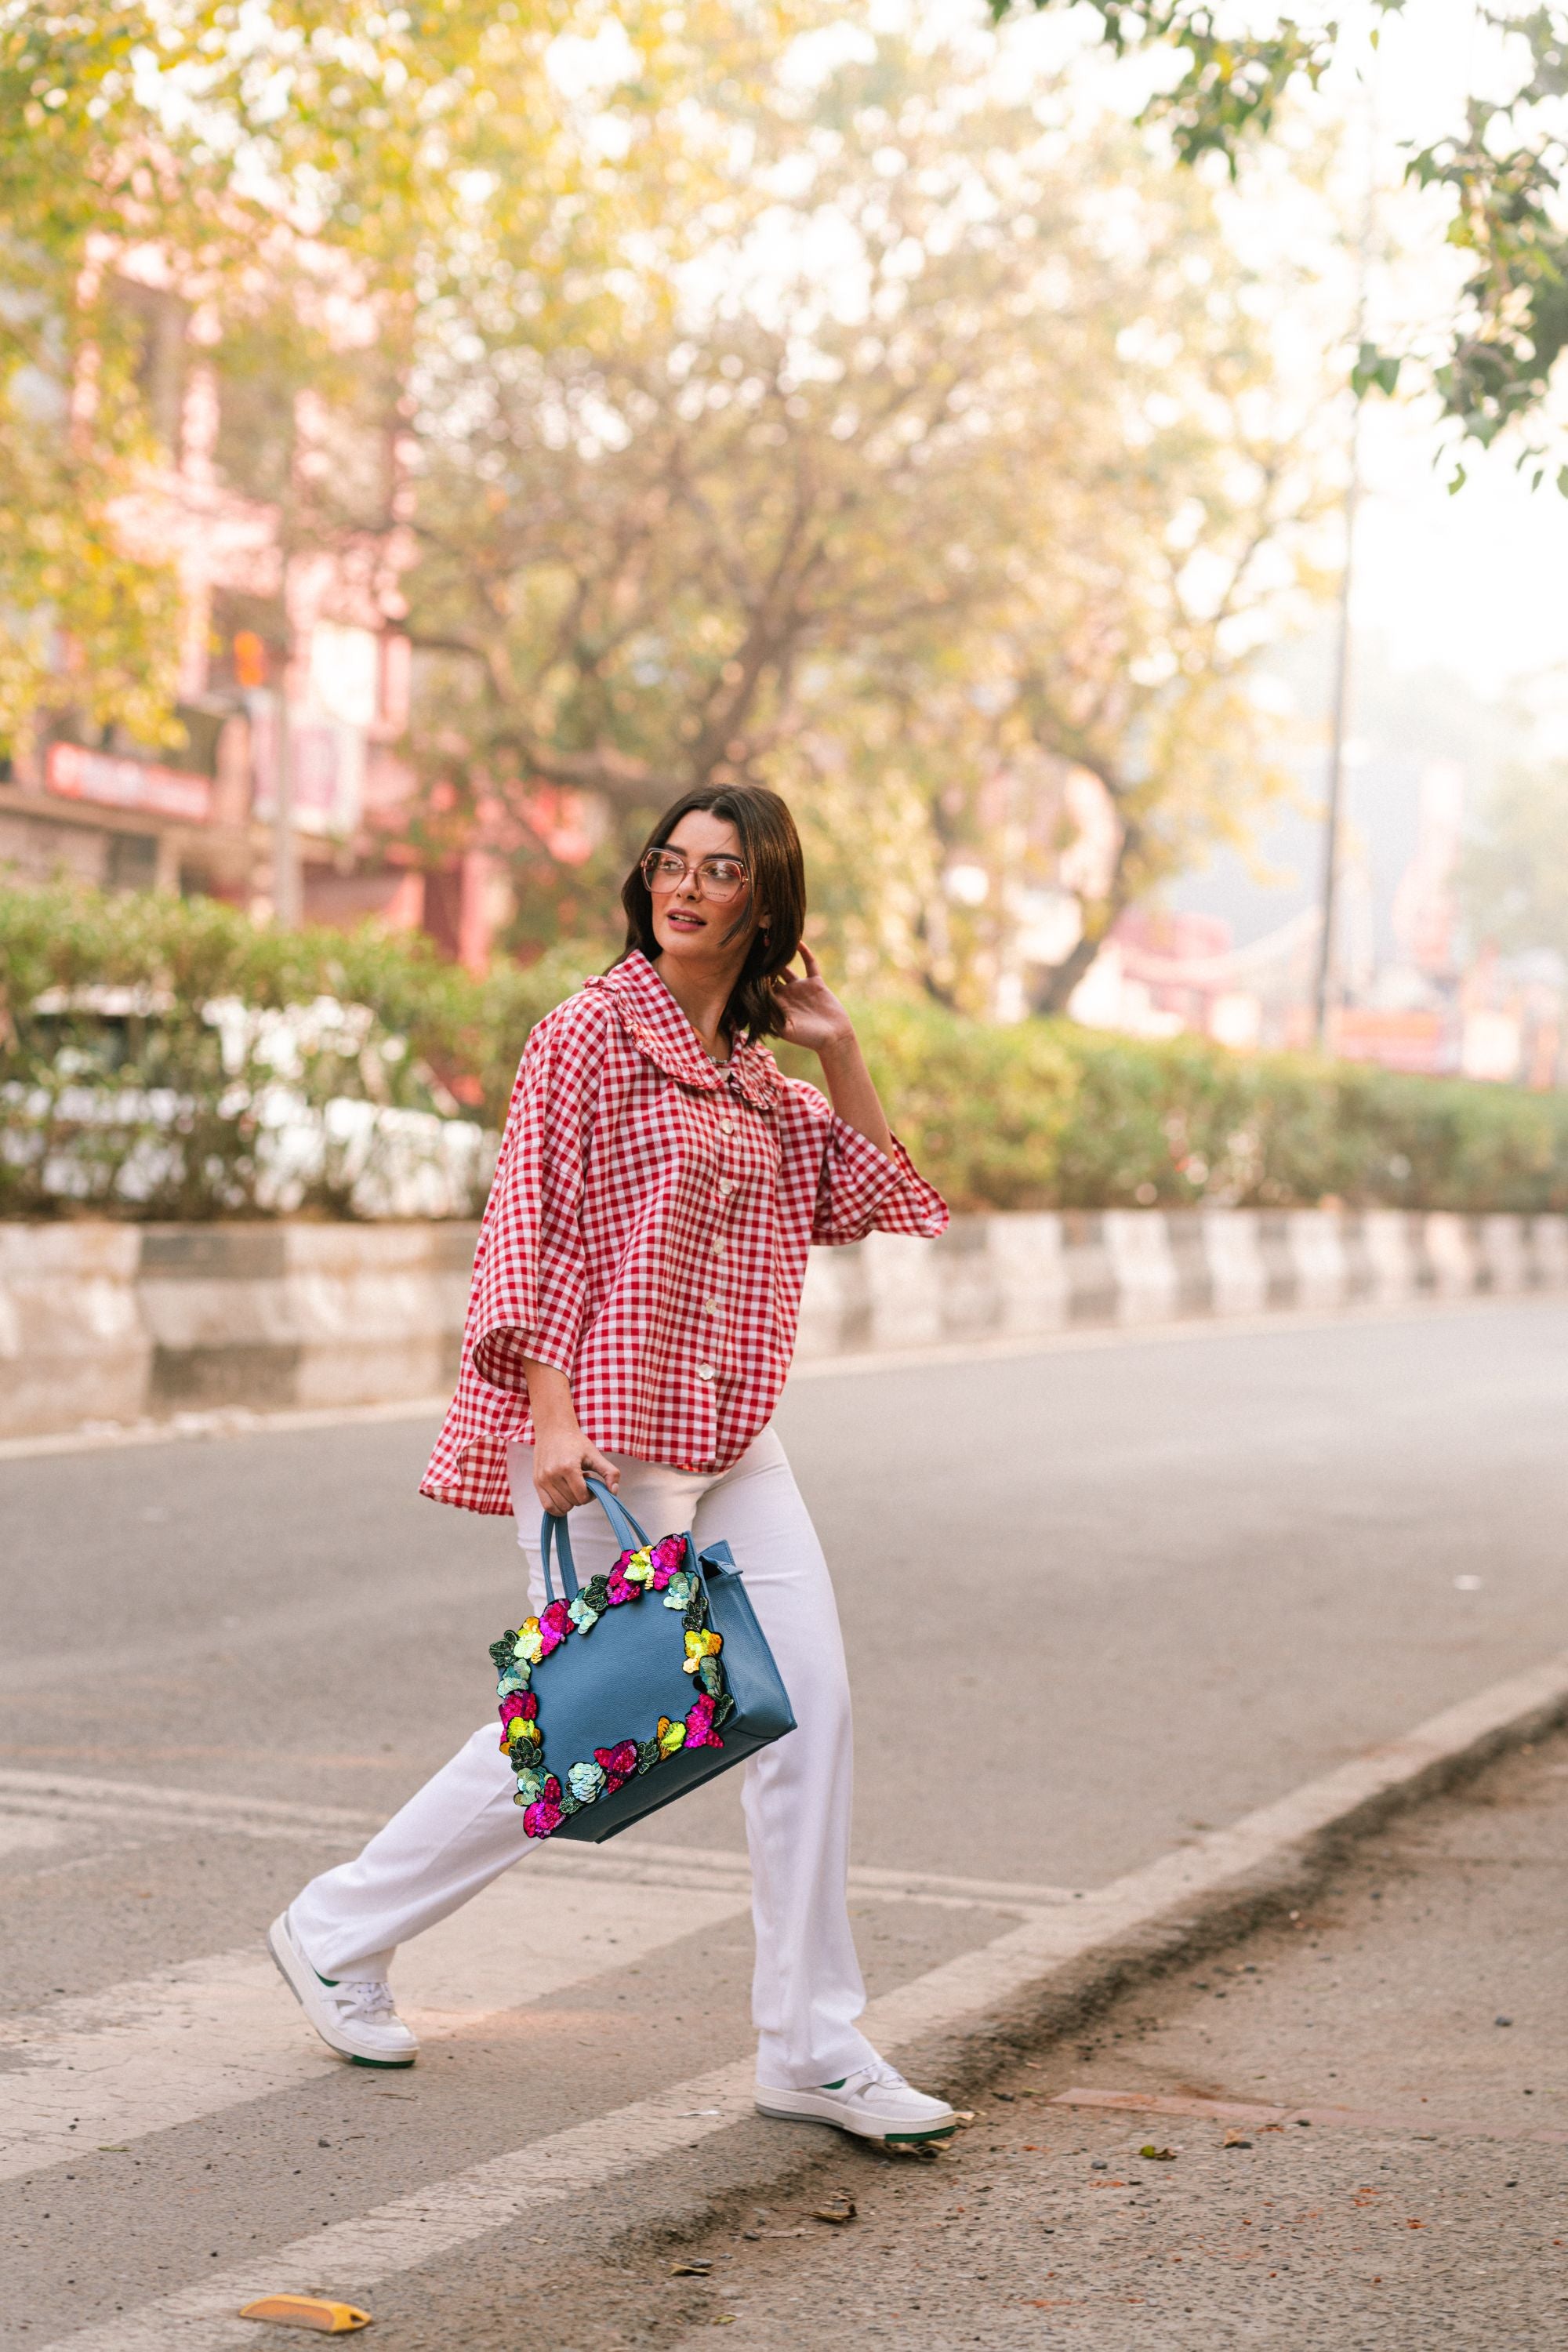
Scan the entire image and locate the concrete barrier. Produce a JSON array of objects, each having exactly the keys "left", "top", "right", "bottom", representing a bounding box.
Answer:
[
  {"left": 2, "top": 1207, "right": 1566, "bottom": 1439},
  {"left": 0, "top": 1222, "right": 147, "bottom": 1435},
  {"left": 794, "top": 1206, "right": 1568, "bottom": 1358},
  {"left": 0, "top": 1221, "right": 474, "bottom": 1437}
]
